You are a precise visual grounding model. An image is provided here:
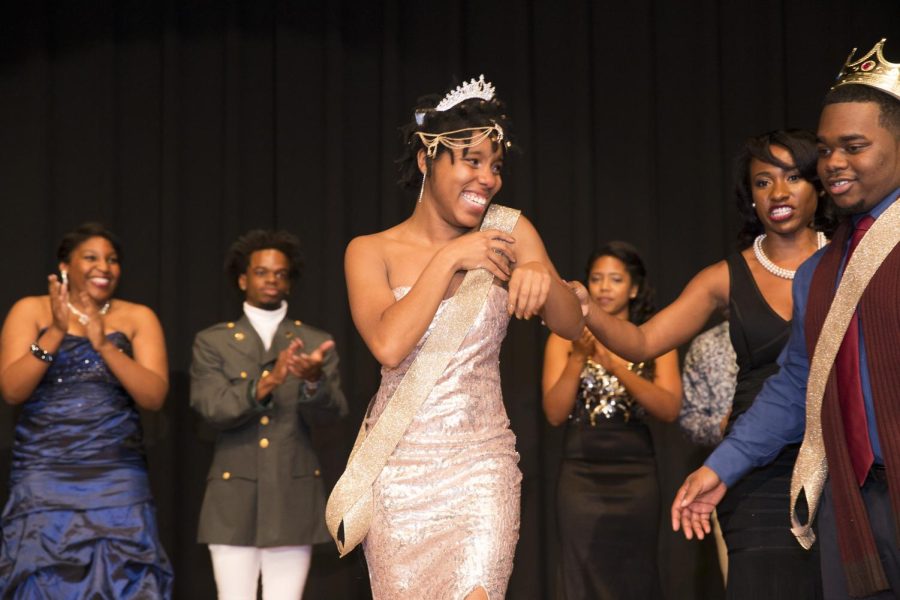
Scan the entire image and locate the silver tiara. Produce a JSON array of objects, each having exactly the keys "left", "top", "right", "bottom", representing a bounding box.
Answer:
[{"left": 435, "top": 74, "right": 496, "bottom": 111}]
